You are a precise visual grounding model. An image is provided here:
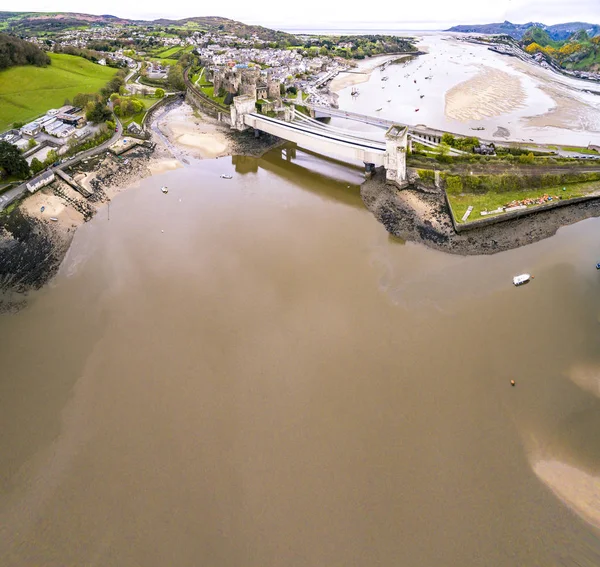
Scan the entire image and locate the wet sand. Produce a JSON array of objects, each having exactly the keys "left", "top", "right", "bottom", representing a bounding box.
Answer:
[
  {"left": 445, "top": 67, "right": 526, "bottom": 122},
  {"left": 157, "top": 103, "right": 232, "bottom": 159},
  {"left": 329, "top": 55, "right": 405, "bottom": 93}
]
